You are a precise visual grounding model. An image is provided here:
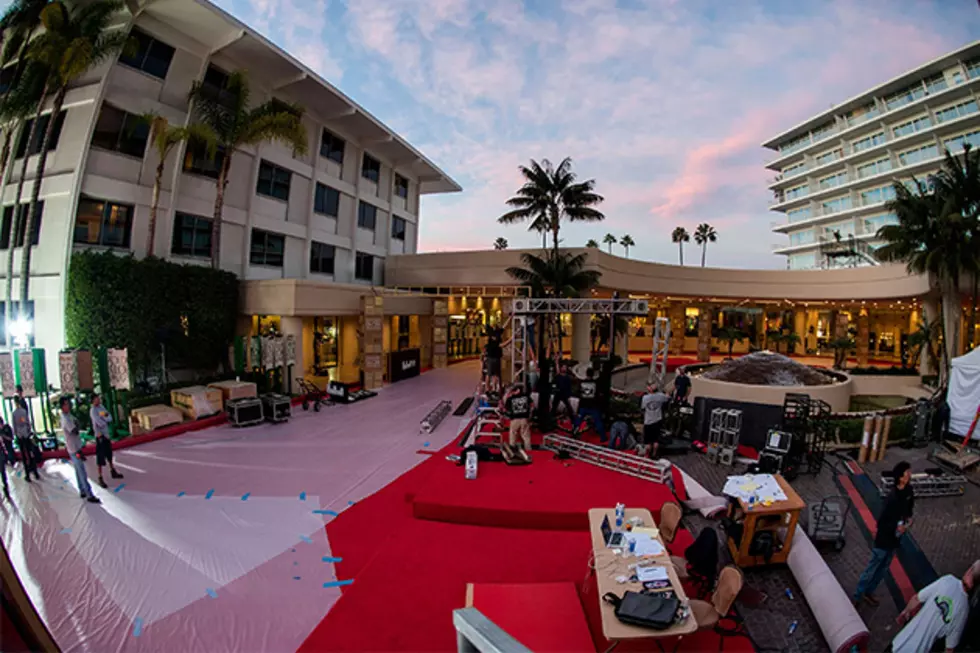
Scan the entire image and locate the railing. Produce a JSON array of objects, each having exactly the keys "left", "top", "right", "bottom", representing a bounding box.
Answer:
[{"left": 454, "top": 608, "right": 531, "bottom": 653}]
